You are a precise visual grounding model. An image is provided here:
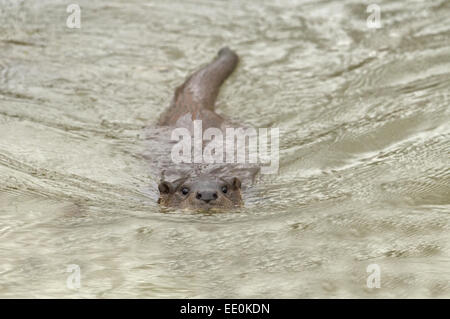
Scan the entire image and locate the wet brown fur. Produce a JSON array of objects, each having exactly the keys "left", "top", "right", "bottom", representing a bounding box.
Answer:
[
  {"left": 157, "top": 47, "right": 243, "bottom": 210},
  {"left": 159, "top": 47, "right": 239, "bottom": 132}
]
